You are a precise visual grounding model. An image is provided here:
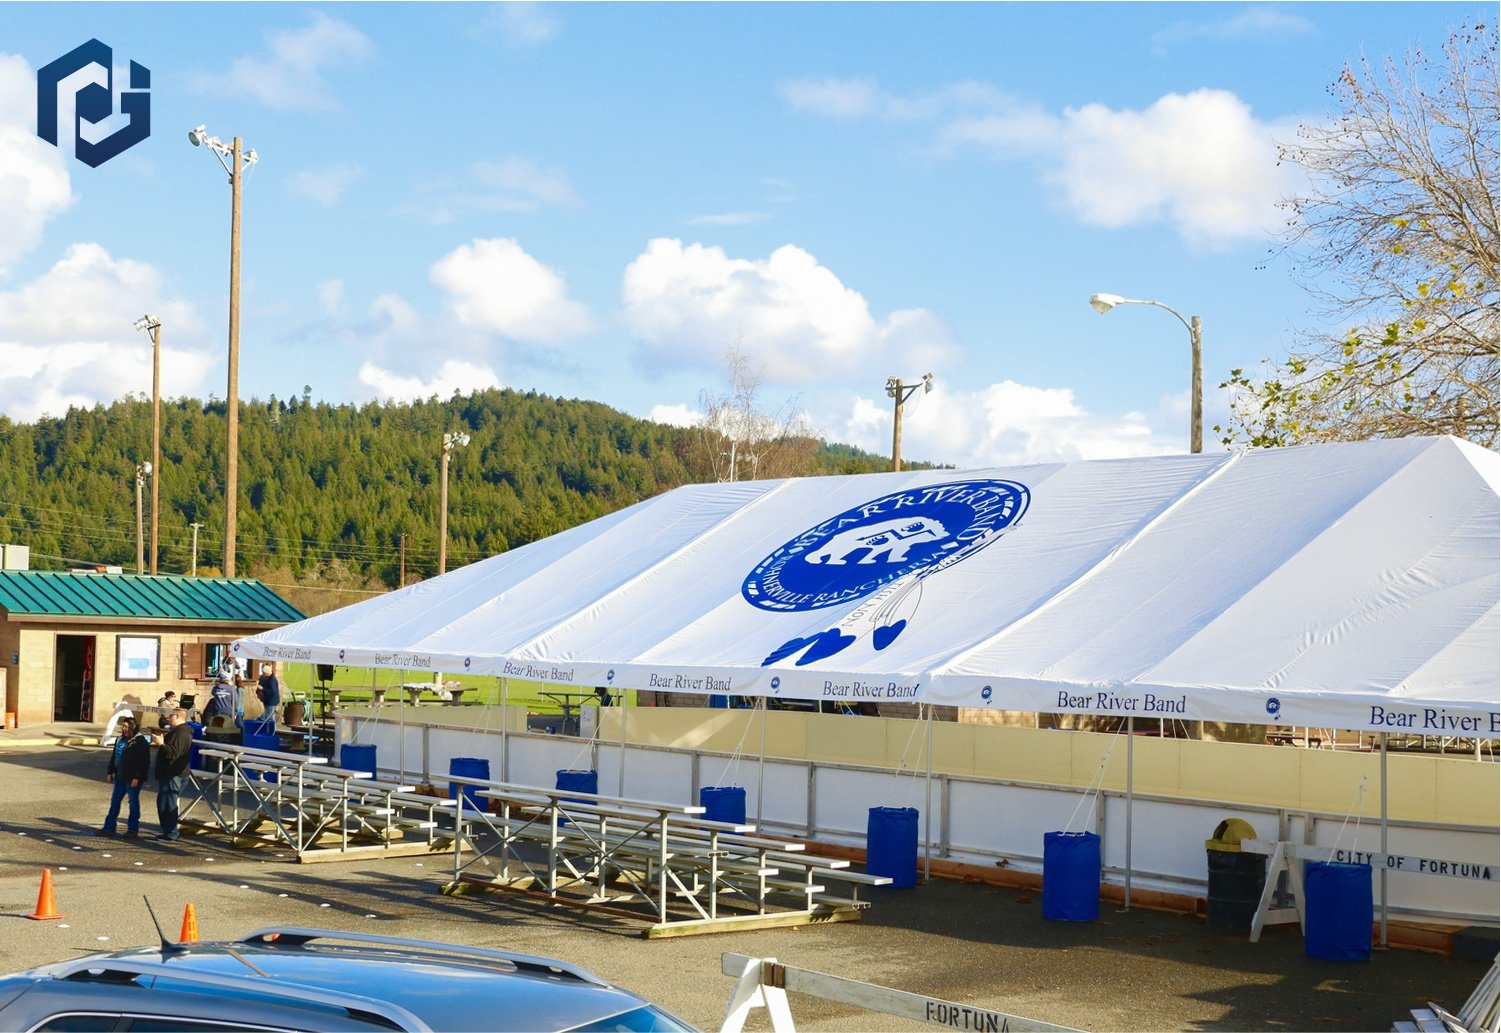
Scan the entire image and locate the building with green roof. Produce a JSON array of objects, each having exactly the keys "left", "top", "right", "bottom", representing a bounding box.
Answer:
[{"left": 0, "top": 569, "right": 304, "bottom": 726}]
